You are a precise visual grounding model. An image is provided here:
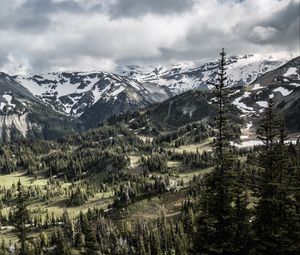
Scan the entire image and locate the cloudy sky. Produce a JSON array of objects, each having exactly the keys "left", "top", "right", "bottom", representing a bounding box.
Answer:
[{"left": 0, "top": 0, "right": 299, "bottom": 74}]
